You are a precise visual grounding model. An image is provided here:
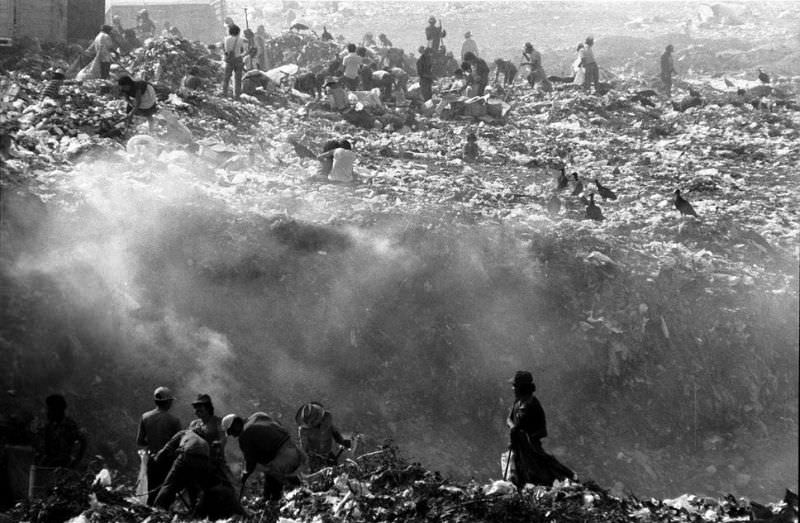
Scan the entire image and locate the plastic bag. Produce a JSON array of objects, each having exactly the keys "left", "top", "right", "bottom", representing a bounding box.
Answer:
[{"left": 134, "top": 450, "right": 148, "bottom": 504}]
